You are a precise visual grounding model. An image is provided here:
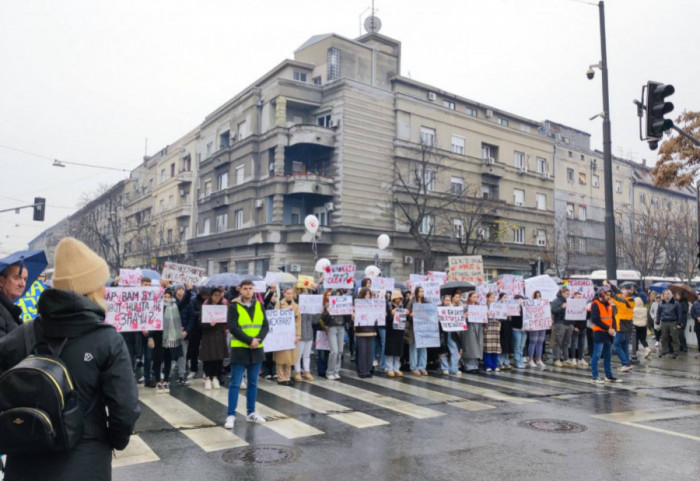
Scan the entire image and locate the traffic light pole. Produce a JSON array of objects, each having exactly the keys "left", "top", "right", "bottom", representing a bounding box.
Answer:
[
  {"left": 0, "top": 202, "right": 42, "bottom": 214},
  {"left": 599, "top": 1, "right": 617, "bottom": 283}
]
